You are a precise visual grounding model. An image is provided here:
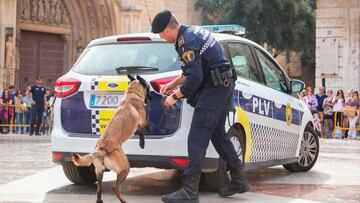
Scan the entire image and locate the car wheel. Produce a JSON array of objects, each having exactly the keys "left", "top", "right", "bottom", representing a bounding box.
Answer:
[
  {"left": 283, "top": 125, "right": 319, "bottom": 172},
  {"left": 62, "top": 162, "right": 97, "bottom": 185},
  {"left": 202, "top": 126, "right": 245, "bottom": 191}
]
